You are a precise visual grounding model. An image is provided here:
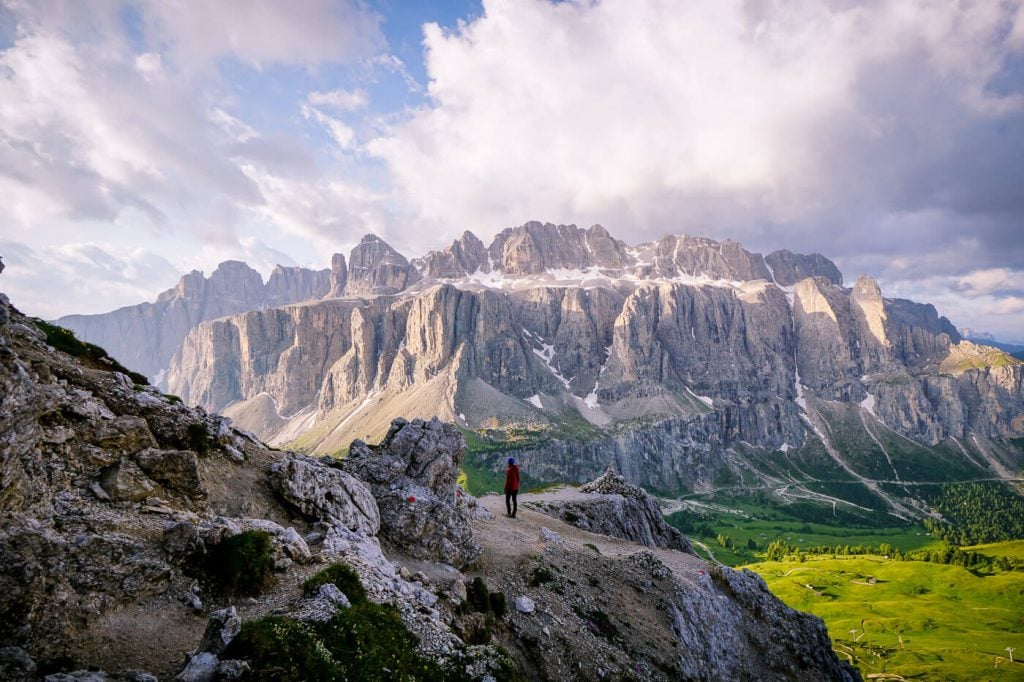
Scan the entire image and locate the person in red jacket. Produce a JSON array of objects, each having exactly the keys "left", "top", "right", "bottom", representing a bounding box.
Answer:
[{"left": 504, "top": 456, "right": 520, "bottom": 518}]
